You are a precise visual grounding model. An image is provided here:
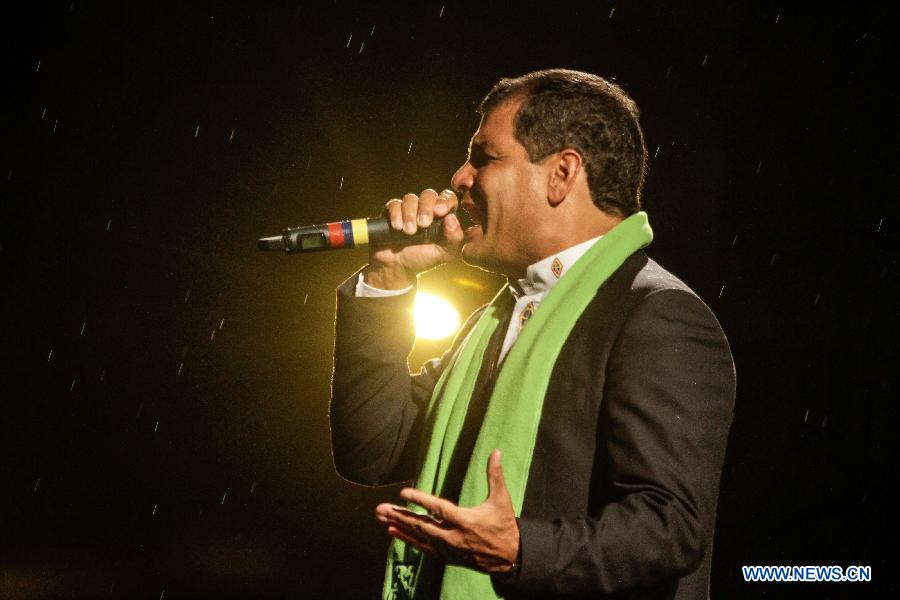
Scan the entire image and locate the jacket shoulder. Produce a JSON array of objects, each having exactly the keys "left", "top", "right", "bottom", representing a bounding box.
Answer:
[
  {"left": 619, "top": 254, "right": 730, "bottom": 350},
  {"left": 598, "top": 251, "right": 701, "bottom": 305},
  {"left": 630, "top": 255, "right": 697, "bottom": 298},
  {"left": 593, "top": 251, "right": 724, "bottom": 337}
]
